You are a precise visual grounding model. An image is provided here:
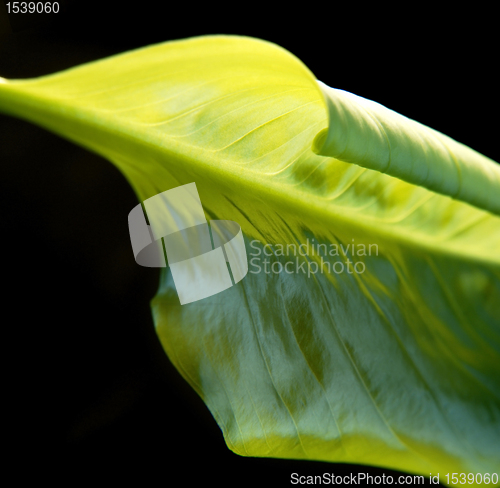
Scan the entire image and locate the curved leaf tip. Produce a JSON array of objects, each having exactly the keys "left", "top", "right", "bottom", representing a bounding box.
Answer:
[{"left": 313, "top": 80, "right": 500, "bottom": 216}]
